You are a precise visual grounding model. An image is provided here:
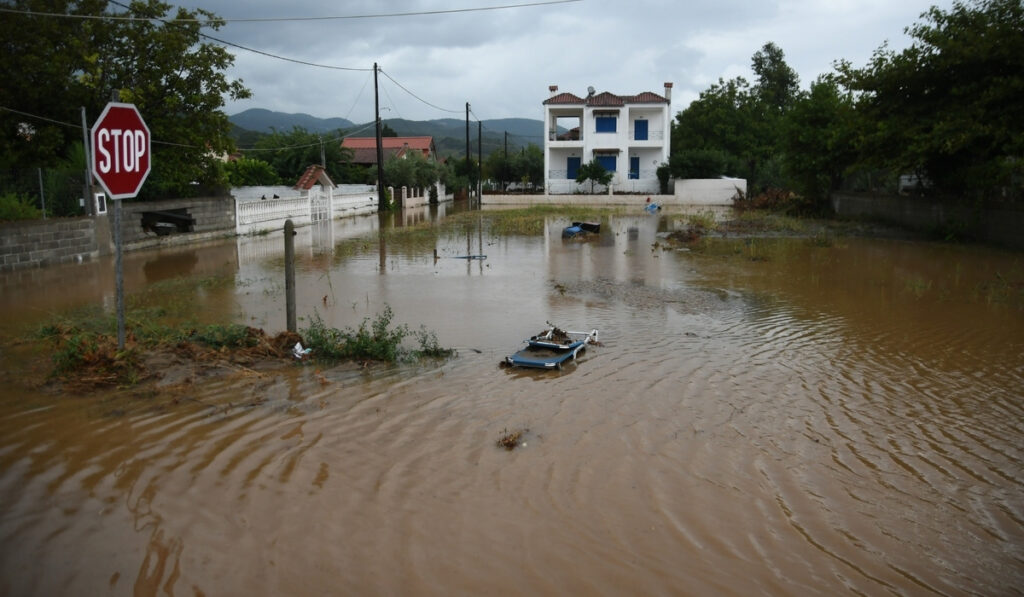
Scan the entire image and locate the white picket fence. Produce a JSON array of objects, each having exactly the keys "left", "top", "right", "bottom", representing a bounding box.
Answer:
[{"left": 234, "top": 185, "right": 379, "bottom": 235}]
